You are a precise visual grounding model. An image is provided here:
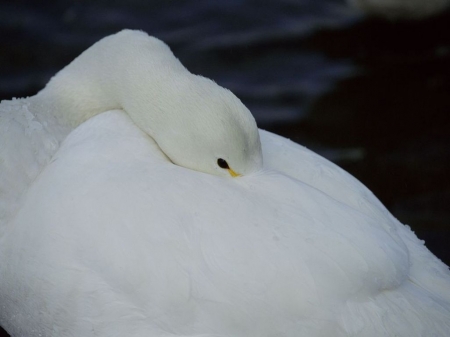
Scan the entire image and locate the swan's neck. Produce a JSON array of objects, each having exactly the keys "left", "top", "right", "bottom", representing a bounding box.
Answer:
[
  {"left": 27, "top": 30, "right": 262, "bottom": 177},
  {"left": 31, "top": 30, "right": 186, "bottom": 136}
]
